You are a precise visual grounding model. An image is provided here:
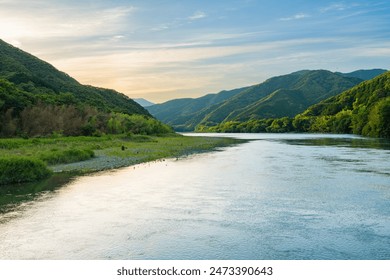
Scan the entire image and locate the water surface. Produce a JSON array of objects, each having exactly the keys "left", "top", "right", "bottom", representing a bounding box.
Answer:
[{"left": 0, "top": 133, "right": 389, "bottom": 259}]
